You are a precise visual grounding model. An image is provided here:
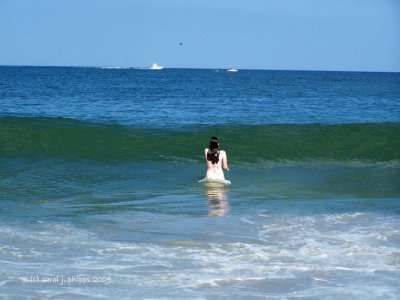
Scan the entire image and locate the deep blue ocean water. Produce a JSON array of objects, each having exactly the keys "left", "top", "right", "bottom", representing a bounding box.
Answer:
[{"left": 0, "top": 66, "right": 399, "bottom": 299}]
